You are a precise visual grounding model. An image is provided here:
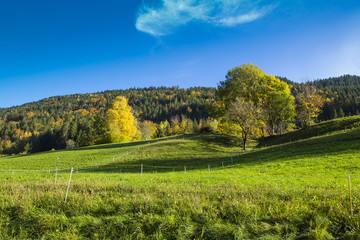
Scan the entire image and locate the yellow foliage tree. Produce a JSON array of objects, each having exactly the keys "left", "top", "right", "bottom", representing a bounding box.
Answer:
[
  {"left": 296, "top": 86, "right": 324, "bottom": 127},
  {"left": 156, "top": 120, "right": 170, "bottom": 137},
  {"left": 104, "top": 96, "right": 137, "bottom": 143}
]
